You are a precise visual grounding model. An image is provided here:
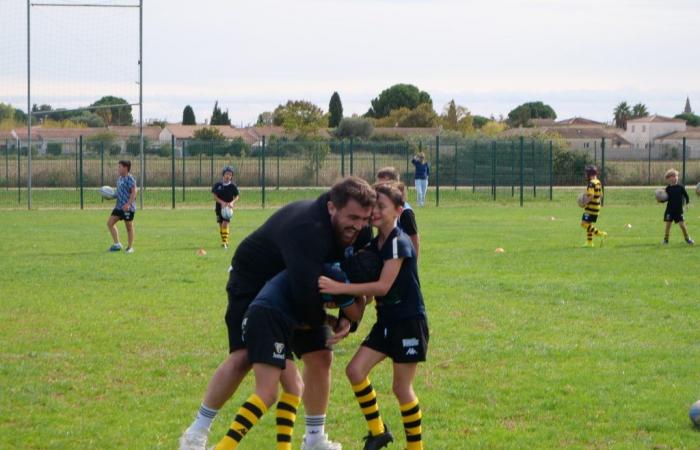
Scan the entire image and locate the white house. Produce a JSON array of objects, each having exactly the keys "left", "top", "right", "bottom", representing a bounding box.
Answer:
[{"left": 624, "top": 115, "right": 686, "bottom": 149}]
